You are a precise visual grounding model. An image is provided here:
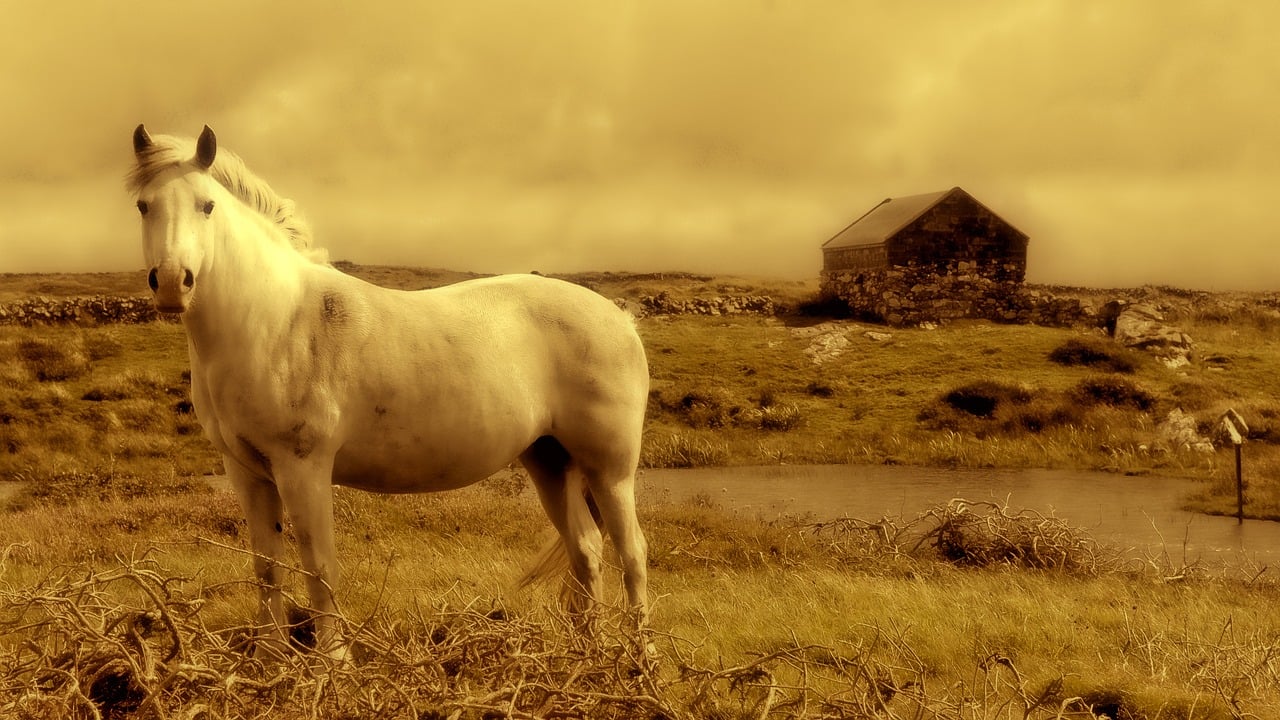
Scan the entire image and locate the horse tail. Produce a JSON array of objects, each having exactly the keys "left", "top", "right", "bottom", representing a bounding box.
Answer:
[{"left": 517, "top": 475, "right": 604, "bottom": 596}]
